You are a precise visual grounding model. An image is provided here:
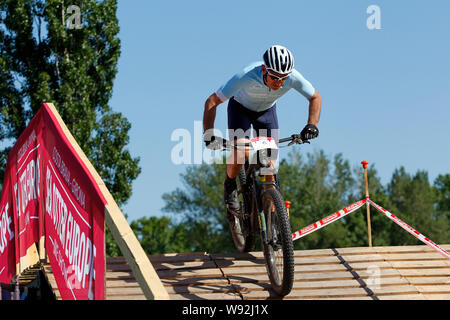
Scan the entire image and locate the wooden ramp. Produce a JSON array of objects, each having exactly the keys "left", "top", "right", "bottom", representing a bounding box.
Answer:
[{"left": 42, "top": 244, "right": 450, "bottom": 300}]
